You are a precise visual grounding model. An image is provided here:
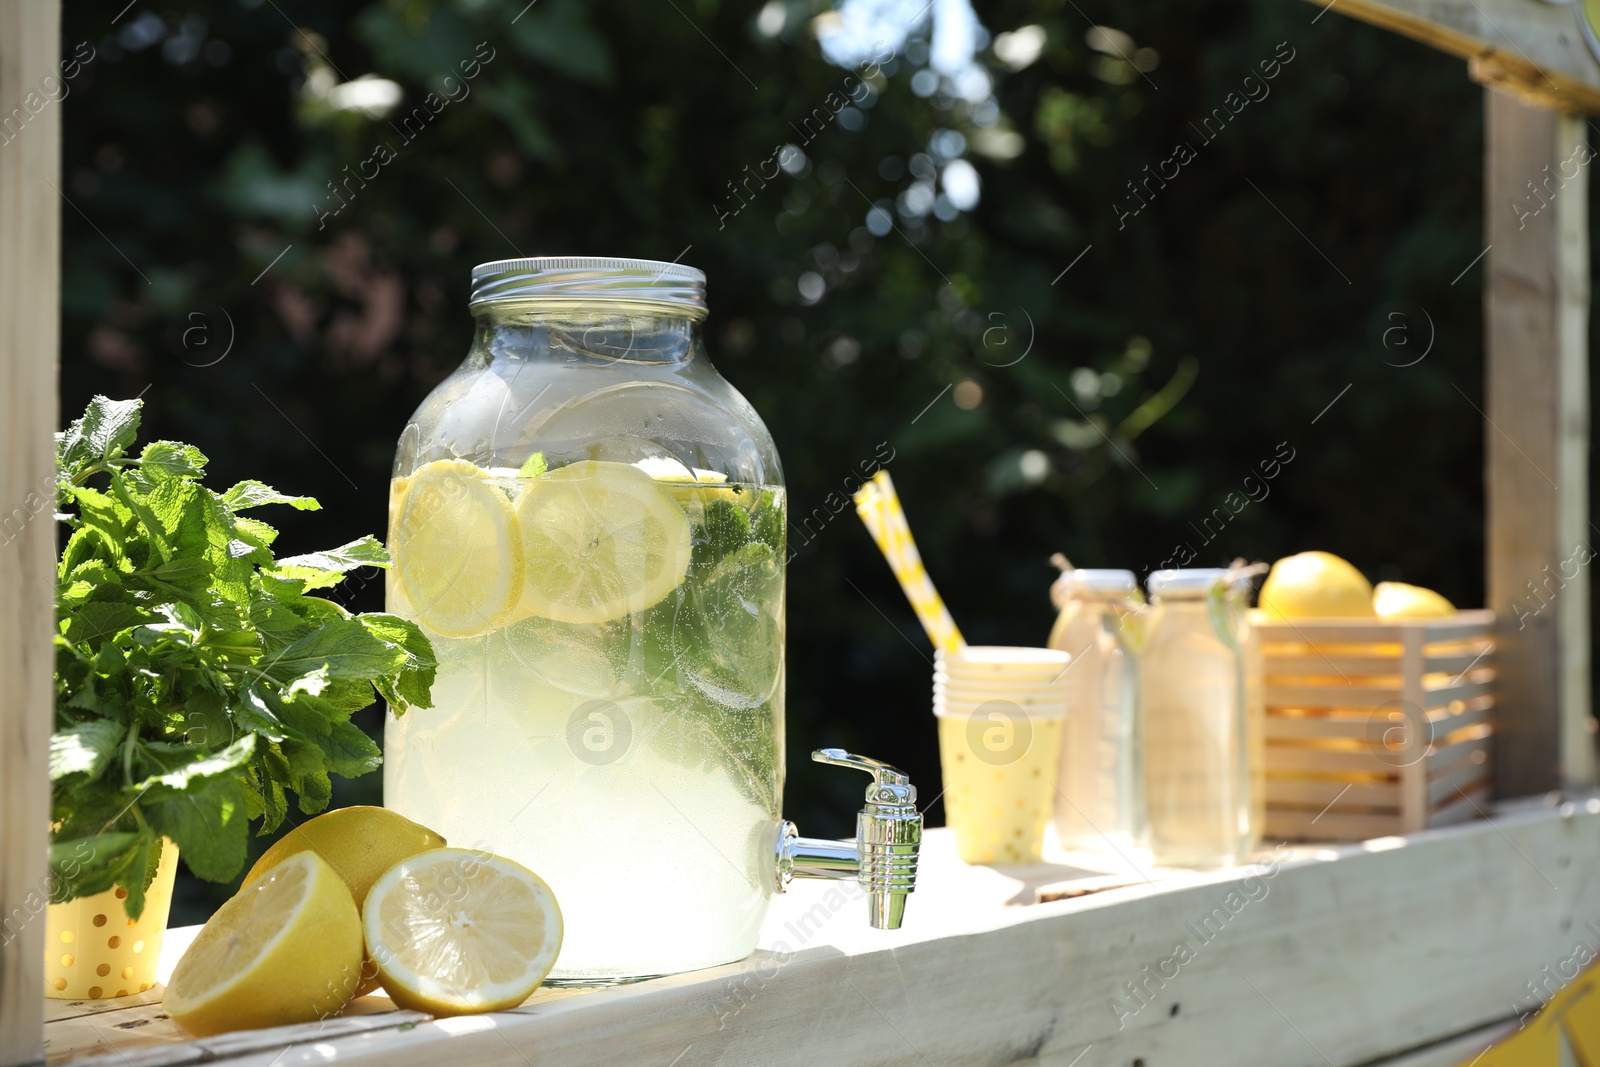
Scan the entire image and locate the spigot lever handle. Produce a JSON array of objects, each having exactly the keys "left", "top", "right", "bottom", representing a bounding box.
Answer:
[{"left": 812, "top": 748, "right": 912, "bottom": 788}]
